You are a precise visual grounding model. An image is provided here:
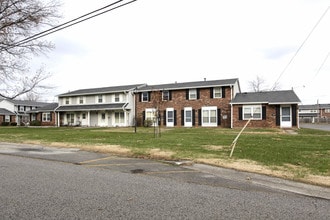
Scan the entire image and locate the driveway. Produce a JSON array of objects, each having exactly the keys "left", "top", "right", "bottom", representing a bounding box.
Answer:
[{"left": 300, "top": 123, "right": 330, "bottom": 131}]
